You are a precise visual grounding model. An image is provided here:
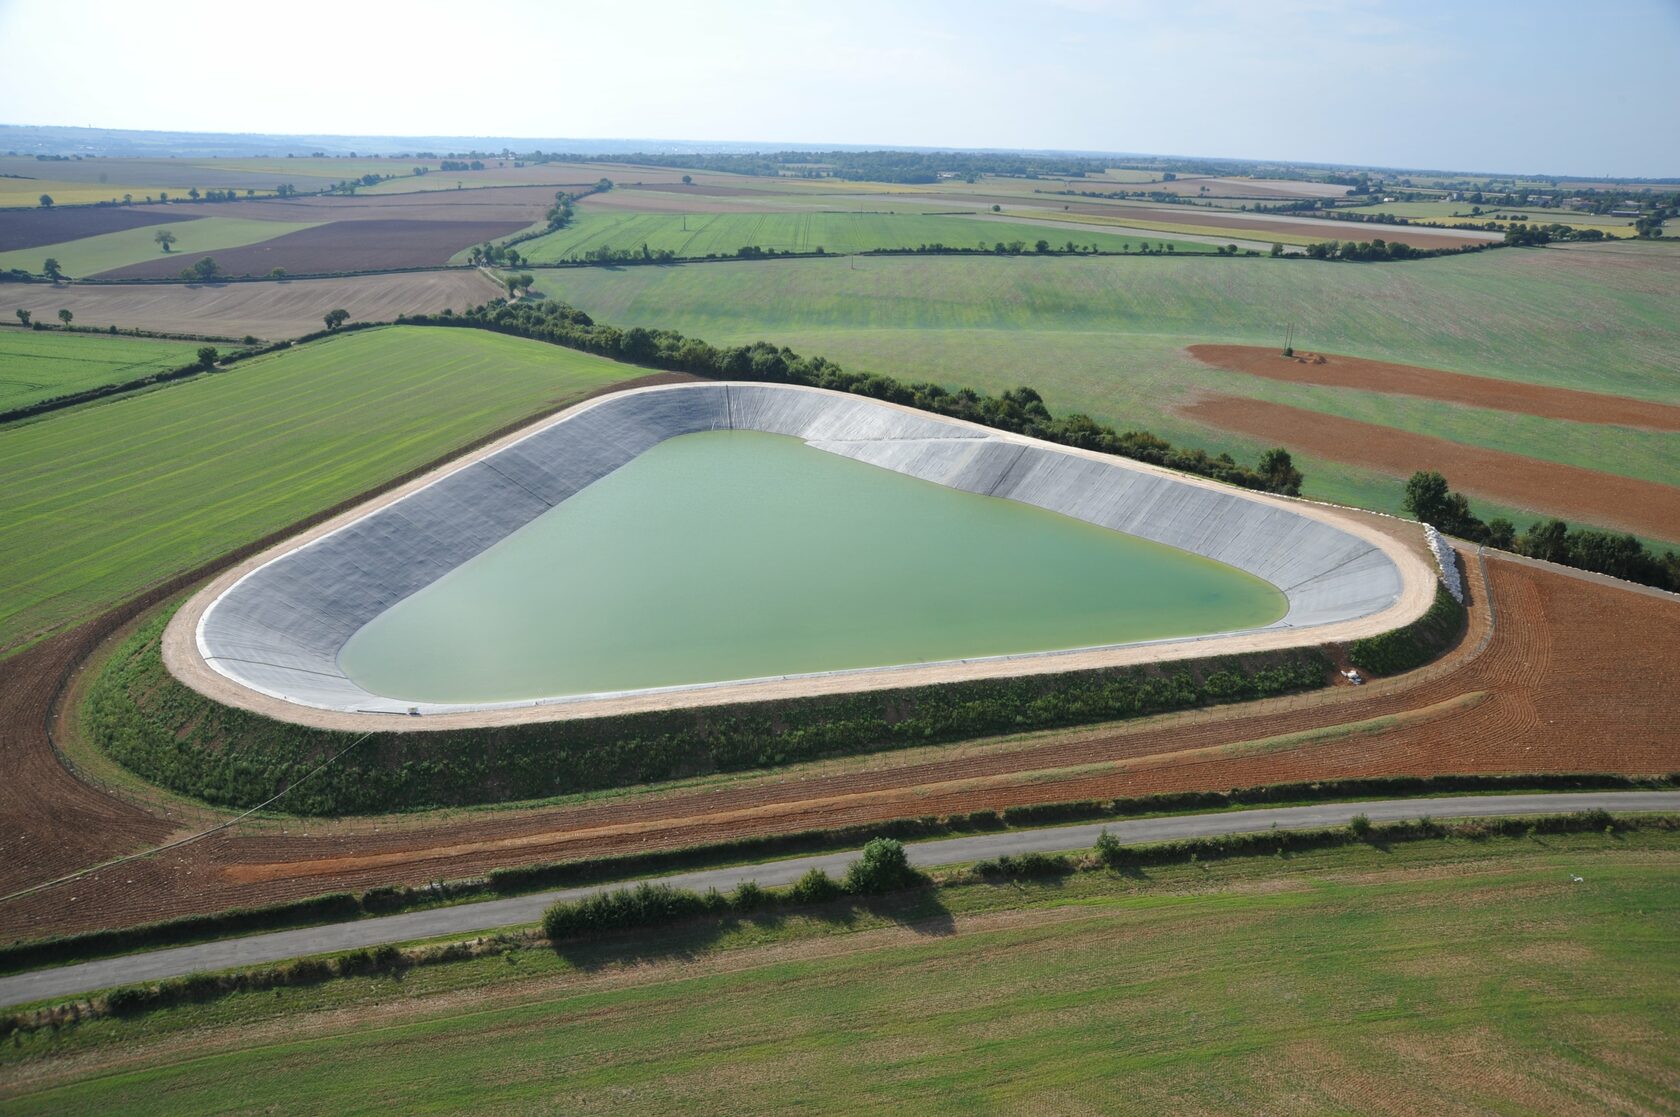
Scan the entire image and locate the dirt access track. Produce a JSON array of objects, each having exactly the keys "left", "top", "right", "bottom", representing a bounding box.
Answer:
[
  {"left": 2, "top": 537, "right": 1678, "bottom": 941},
  {"left": 1182, "top": 394, "right": 1680, "bottom": 542},
  {"left": 1188, "top": 344, "right": 1680, "bottom": 432}
]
